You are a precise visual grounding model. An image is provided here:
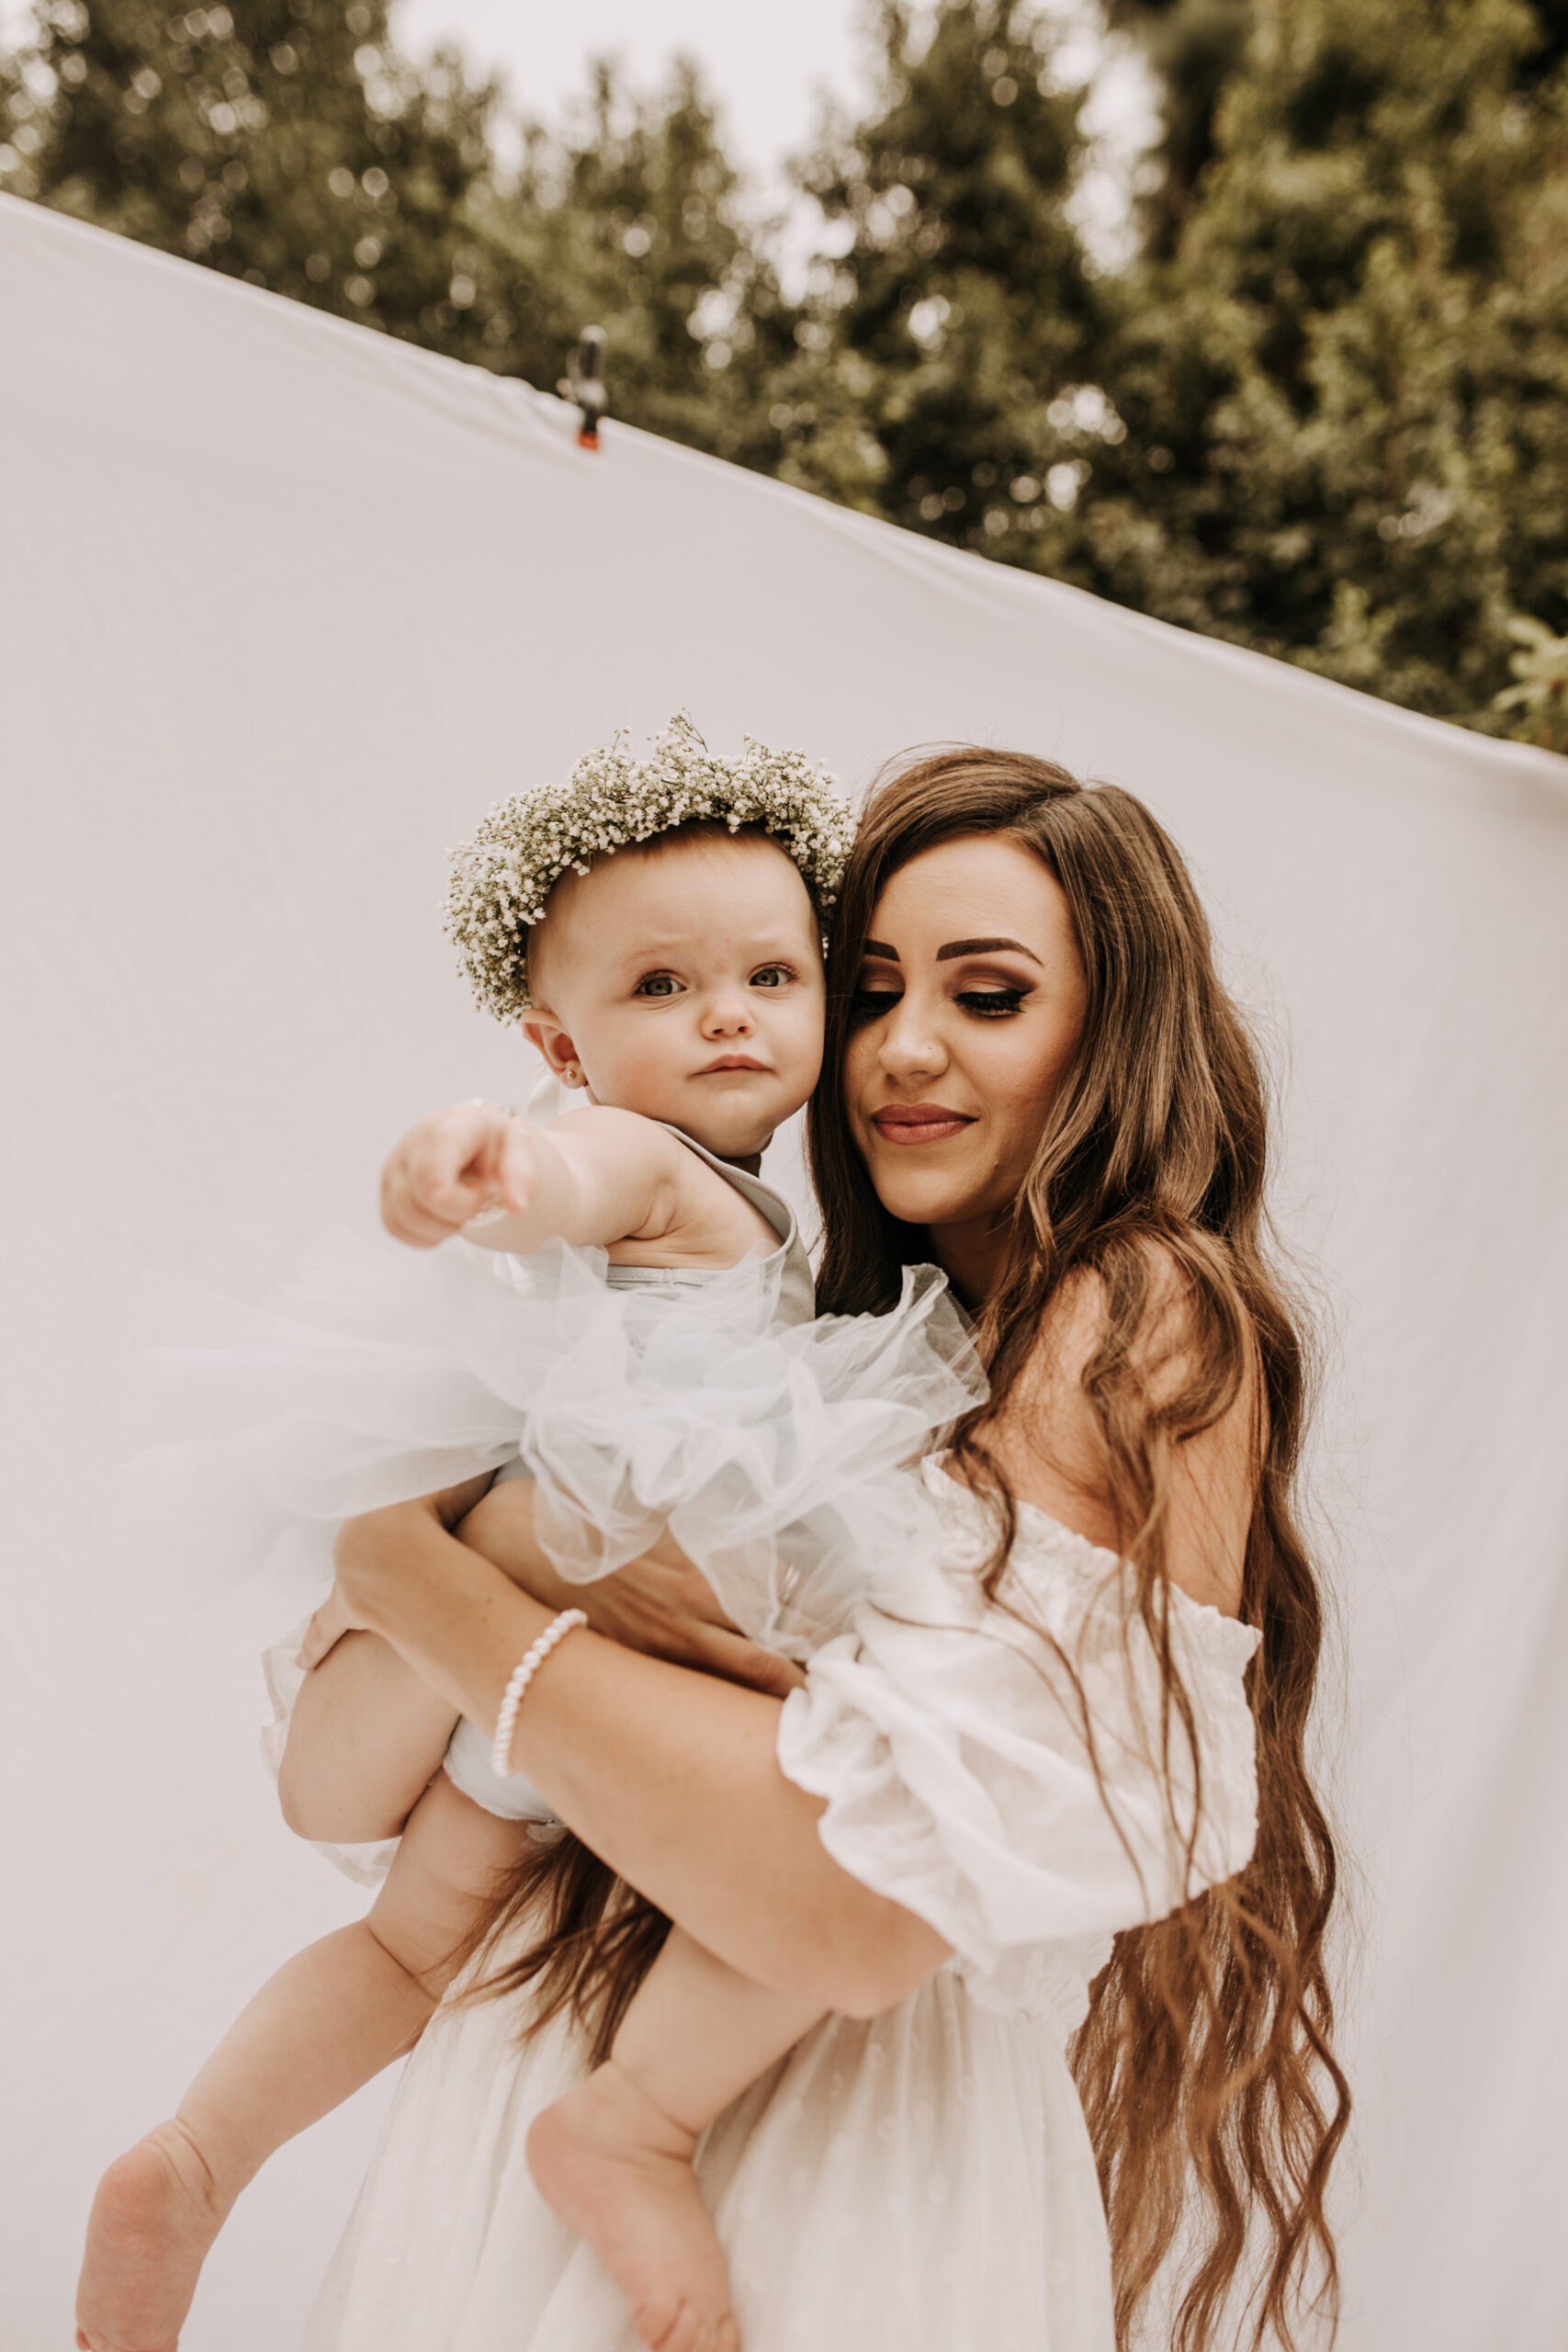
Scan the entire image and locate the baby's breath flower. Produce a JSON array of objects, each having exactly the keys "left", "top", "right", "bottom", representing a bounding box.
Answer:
[{"left": 445, "top": 712, "right": 855, "bottom": 1020}]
